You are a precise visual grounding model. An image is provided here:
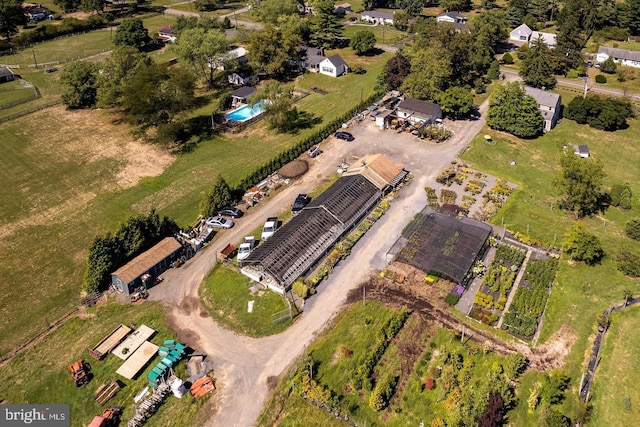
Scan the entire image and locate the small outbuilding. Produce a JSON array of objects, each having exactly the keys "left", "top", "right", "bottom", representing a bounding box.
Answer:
[
  {"left": 0, "top": 66, "right": 15, "bottom": 84},
  {"left": 395, "top": 97, "right": 442, "bottom": 127},
  {"left": 231, "top": 86, "right": 257, "bottom": 106},
  {"left": 110, "top": 237, "right": 182, "bottom": 295},
  {"left": 360, "top": 10, "right": 394, "bottom": 25},
  {"left": 319, "top": 54, "right": 349, "bottom": 77},
  {"left": 574, "top": 144, "right": 590, "bottom": 158}
]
